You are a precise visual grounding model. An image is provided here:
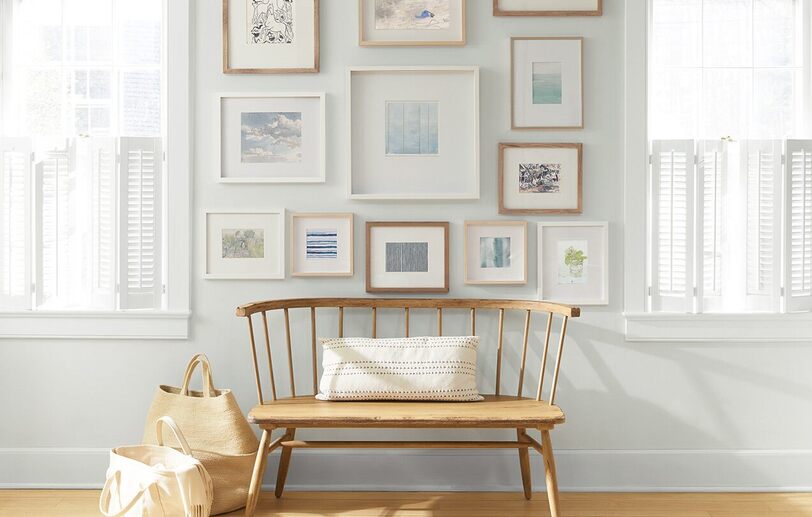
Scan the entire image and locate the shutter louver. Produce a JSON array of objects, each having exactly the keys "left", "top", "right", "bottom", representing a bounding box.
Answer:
[
  {"left": 785, "top": 139, "right": 812, "bottom": 313},
  {"left": 119, "top": 137, "right": 162, "bottom": 310},
  {"left": 89, "top": 138, "right": 117, "bottom": 308},
  {"left": 696, "top": 140, "right": 726, "bottom": 312},
  {"left": 0, "top": 138, "right": 33, "bottom": 310},
  {"left": 742, "top": 140, "right": 782, "bottom": 312},
  {"left": 651, "top": 140, "right": 695, "bottom": 312}
]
